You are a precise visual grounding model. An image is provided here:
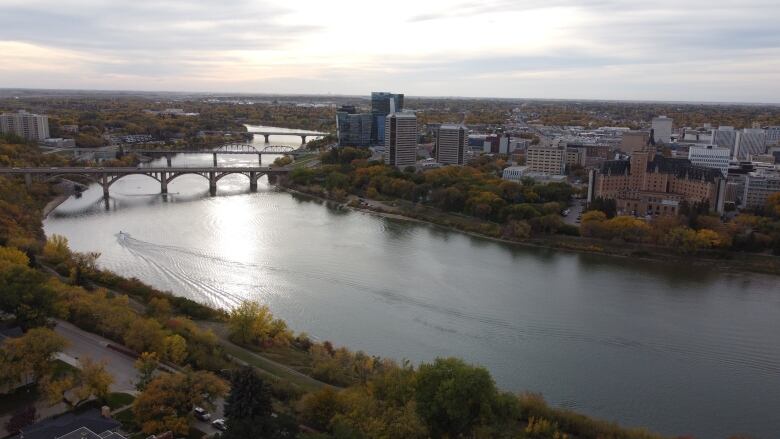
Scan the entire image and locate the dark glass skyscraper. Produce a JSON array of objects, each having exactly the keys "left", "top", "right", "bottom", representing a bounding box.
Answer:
[{"left": 371, "top": 92, "right": 404, "bottom": 145}]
